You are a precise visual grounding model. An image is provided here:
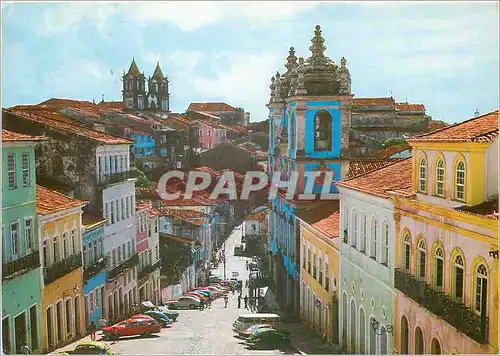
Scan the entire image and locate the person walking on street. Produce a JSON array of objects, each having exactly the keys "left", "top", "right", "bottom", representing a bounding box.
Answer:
[
  {"left": 224, "top": 295, "right": 229, "bottom": 308},
  {"left": 200, "top": 298, "right": 205, "bottom": 311},
  {"left": 244, "top": 295, "right": 248, "bottom": 309},
  {"left": 245, "top": 261, "right": 249, "bottom": 270},
  {"left": 208, "top": 296, "right": 212, "bottom": 309},
  {"left": 237, "top": 294, "right": 242, "bottom": 308},
  {"left": 89, "top": 321, "right": 97, "bottom": 341},
  {"left": 20, "top": 342, "right": 30, "bottom": 355}
]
